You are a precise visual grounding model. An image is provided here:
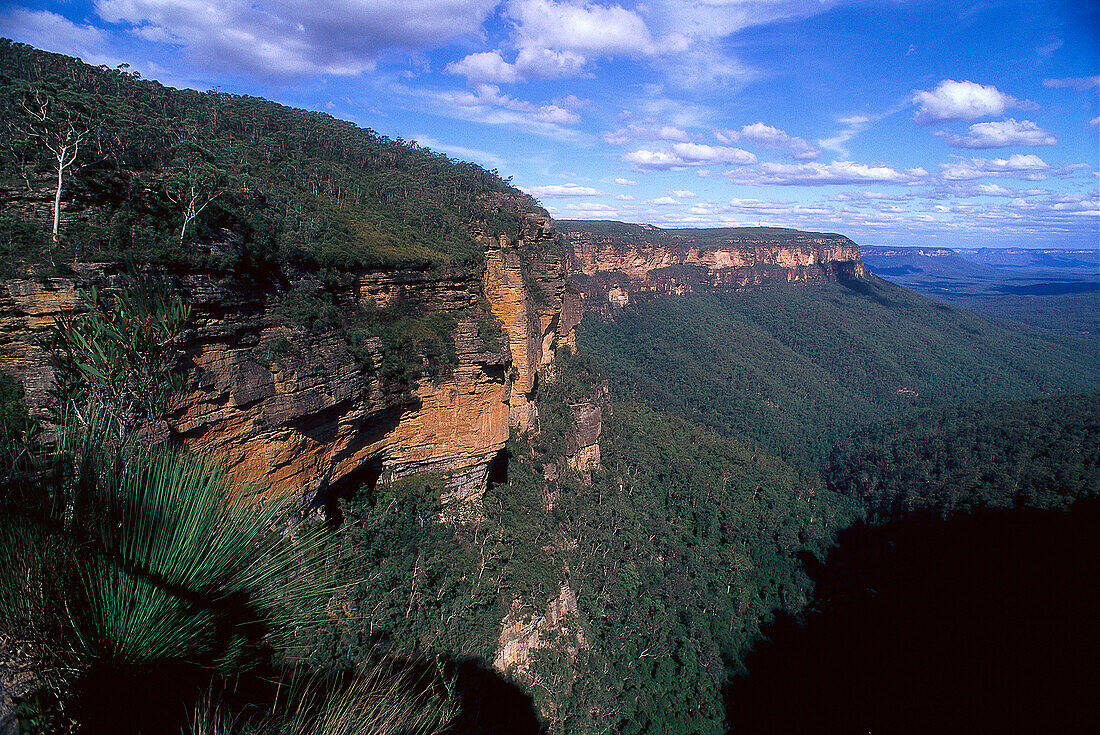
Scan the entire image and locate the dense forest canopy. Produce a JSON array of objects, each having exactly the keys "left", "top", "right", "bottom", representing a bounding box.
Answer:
[
  {"left": 578, "top": 278, "right": 1100, "bottom": 465},
  {"left": 0, "top": 39, "right": 543, "bottom": 277}
]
